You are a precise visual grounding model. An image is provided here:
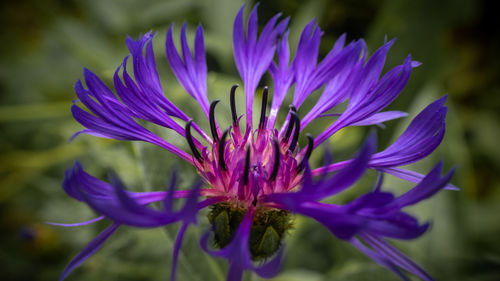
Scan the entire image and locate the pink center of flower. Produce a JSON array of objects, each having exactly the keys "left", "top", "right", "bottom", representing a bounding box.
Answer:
[{"left": 185, "top": 85, "right": 314, "bottom": 208}]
